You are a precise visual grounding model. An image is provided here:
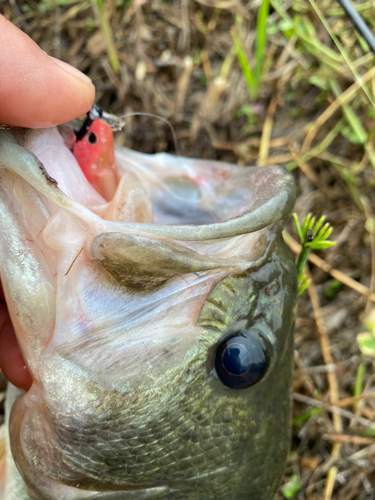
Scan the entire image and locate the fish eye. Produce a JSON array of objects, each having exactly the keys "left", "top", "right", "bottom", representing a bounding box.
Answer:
[
  {"left": 215, "top": 331, "right": 270, "bottom": 389},
  {"left": 88, "top": 132, "right": 97, "bottom": 145}
]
